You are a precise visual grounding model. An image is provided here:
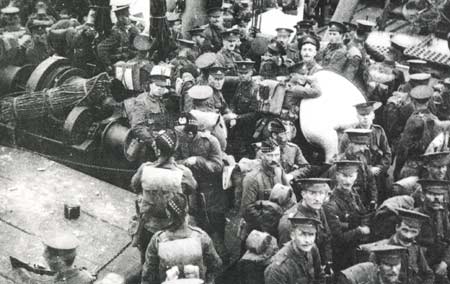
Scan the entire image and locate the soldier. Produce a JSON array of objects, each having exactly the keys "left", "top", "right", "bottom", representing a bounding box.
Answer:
[
  {"left": 278, "top": 178, "right": 333, "bottom": 266},
  {"left": 338, "top": 245, "right": 407, "bottom": 284},
  {"left": 240, "top": 141, "right": 293, "bottom": 215},
  {"left": 26, "top": 1, "right": 56, "bottom": 28},
  {"left": 124, "top": 71, "right": 171, "bottom": 161},
  {"left": 259, "top": 41, "right": 289, "bottom": 79},
  {"left": 264, "top": 215, "right": 325, "bottom": 284},
  {"left": 141, "top": 193, "right": 222, "bottom": 284},
  {"left": 97, "top": 4, "right": 139, "bottom": 73},
  {"left": 228, "top": 60, "right": 259, "bottom": 159},
  {"left": 280, "top": 0, "right": 299, "bottom": 15},
  {"left": 416, "top": 180, "right": 450, "bottom": 284},
  {"left": 188, "top": 25, "right": 207, "bottom": 55},
  {"left": 202, "top": 6, "right": 225, "bottom": 53},
  {"left": 71, "top": 7, "right": 97, "bottom": 68},
  {"left": 318, "top": 21, "right": 347, "bottom": 73},
  {"left": 216, "top": 27, "right": 243, "bottom": 75},
  {"left": 166, "top": 12, "right": 182, "bottom": 40},
  {"left": 1, "top": 5, "right": 26, "bottom": 35},
  {"left": 23, "top": 19, "right": 52, "bottom": 65},
  {"left": 127, "top": 34, "right": 154, "bottom": 92},
  {"left": 268, "top": 119, "right": 311, "bottom": 181},
  {"left": 323, "top": 160, "right": 370, "bottom": 272},
  {"left": 398, "top": 72, "right": 432, "bottom": 94},
  {"left": 43, "top": 232, "right": 95, "bottom": 284},
  {"left": 130, "top": 129, "right": 198, "bottom": 264},
  {"left": 275, "top": 27, "right": 298, "bottom": 65},
  {"left": 340, "top": 102, "right": 392, "bottom": 202},
  {"left": 342, "top": 20, "right": 382, "bottom": 92},
  {"left": 394, "top": 85, "right": 439, "bottom": 180},
  {"left": 361, "top": 208, "right": 435, "bottom": 284},
  {"left": 289, "top": 34, "right": 322, "bottom": 75},
  {"left": 170, "top": 39, "right": 198, "bottom": 78},
  {"left": 342, "top": 22, "right": 357, "bottom": 45},
  {"left": 175, "top": 114, "right": 228, "bottom": 263}
]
